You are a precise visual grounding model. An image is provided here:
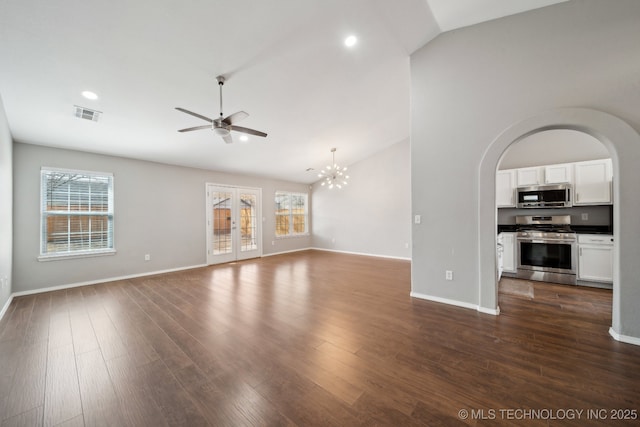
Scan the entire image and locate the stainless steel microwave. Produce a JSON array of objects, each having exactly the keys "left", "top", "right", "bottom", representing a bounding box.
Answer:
[{"left": 516, "top": 183, "right": 572, "bottom": 208}]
